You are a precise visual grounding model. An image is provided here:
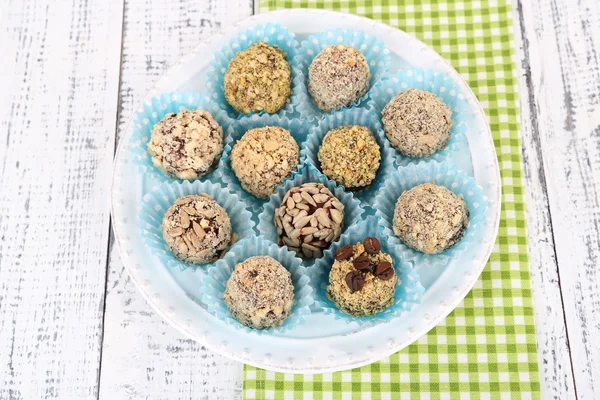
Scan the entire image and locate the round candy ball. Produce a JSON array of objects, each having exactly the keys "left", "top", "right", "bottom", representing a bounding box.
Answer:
[
  {"left": 274, "top": 183, "right": 345, "bottom": 258},
  {"left": 327, "top": 239, "right": 397, "bottom": 317},
  {"left": 382, "top": 89, "right": 453, "bottom": 158},
  {"left": 393, "top": 182, "right": 469, "bottom": 254},
  {"left": 161, "top": 194, "right": 232, "bottom": 264},
  {"left": 318, "top": 125, "right": 381, "bottom": 190},
  {"left": 231, "top": 126, "right": 300, "bottom": 199},
  {"left": 223, "top": 255, "right": 294, "bottom": 329},
  {"left": 224, "top": 41, "right": 292, "bottom": 115},
  {"left": 148, "top": 110, "right": 223, "bottom": 180},
  {"left": 308, "top": 45, "right": 371, "bottom": 112}
]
